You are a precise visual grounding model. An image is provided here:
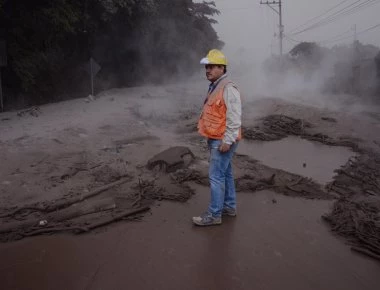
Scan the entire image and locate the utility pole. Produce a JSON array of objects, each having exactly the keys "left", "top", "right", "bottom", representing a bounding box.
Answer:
[
  {"left": 260, "top": 0, "right": 284, "bottom": 56},
  {"left": 352, "top": 24, "right": 360, "bottom": 94}
]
